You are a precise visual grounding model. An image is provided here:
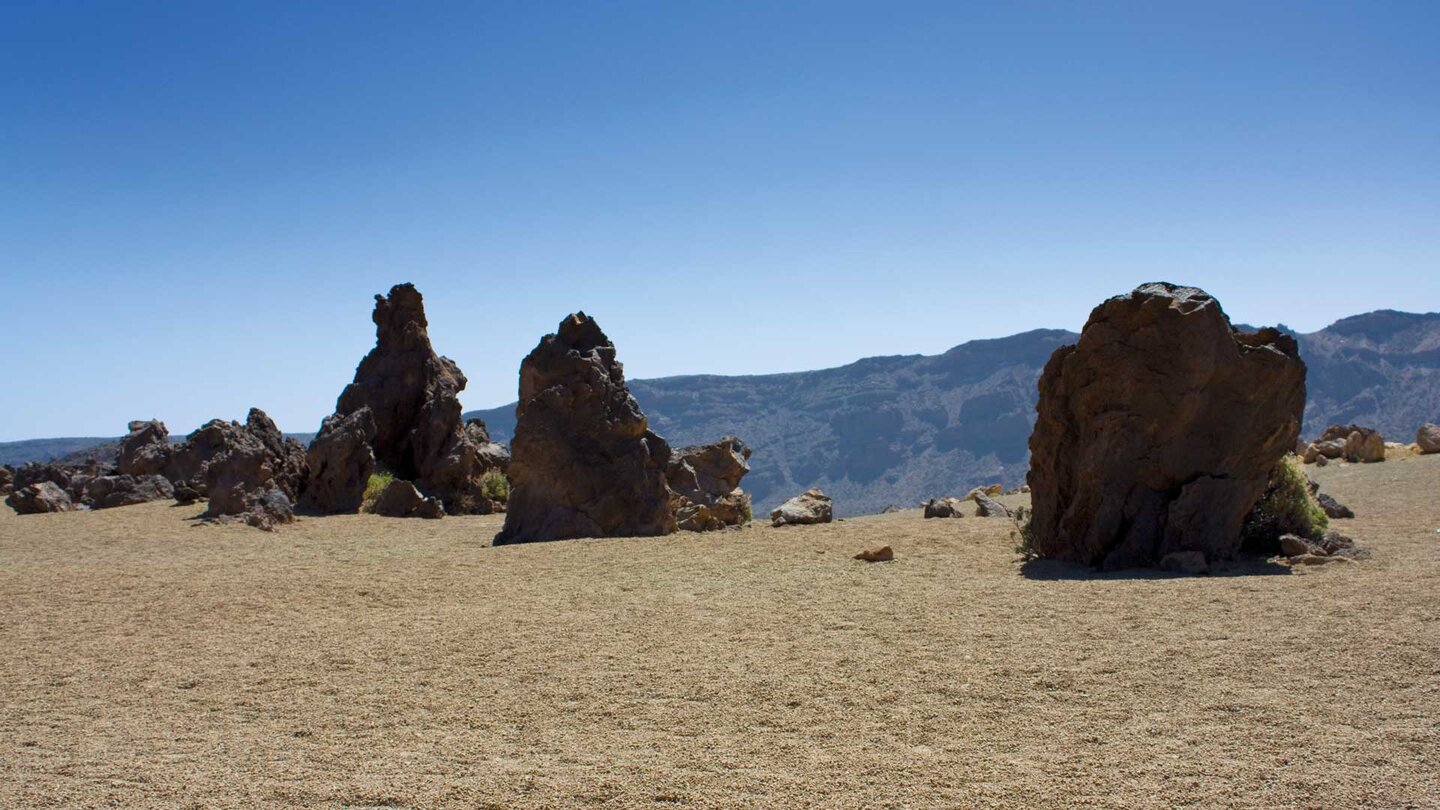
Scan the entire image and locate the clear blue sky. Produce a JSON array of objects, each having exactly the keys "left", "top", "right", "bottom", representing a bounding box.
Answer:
[{"left": 2, "top": 1, "right": 1437, "bottom": 441}]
